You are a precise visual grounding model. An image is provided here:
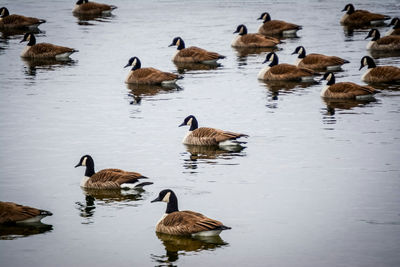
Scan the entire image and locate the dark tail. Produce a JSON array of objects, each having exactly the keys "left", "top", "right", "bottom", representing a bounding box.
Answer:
[
  {"left": 39, "top": 19, "right": 46, "bottom": 24},
  {"left": 134, "top": 182, "right": 153, "bottom": 188}
]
